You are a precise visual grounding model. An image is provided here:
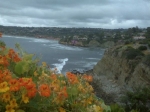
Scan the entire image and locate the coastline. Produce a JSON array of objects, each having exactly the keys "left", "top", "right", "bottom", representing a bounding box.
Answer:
[
  {"left": 3, "top": 34, "right": 107, "bottom": 49},
  {"left": 59, "top": 41, "right": 89, "bottom": 47},
  {"left": 3, "top": 34, "right": 60, "bottom": 41}
]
